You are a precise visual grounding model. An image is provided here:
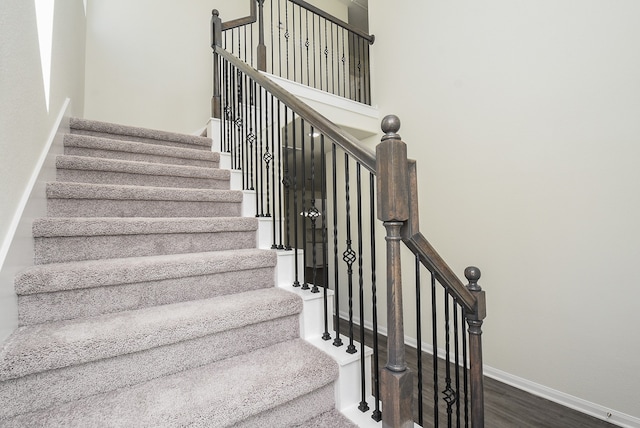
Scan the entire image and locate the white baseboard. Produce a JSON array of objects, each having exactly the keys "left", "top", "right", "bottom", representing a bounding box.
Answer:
[
  {"left": 0, "top": 98, "right": 71, "bottom": 342},
  {"left": 336, "top": 310, "right": 640, "bottom": 428}
]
